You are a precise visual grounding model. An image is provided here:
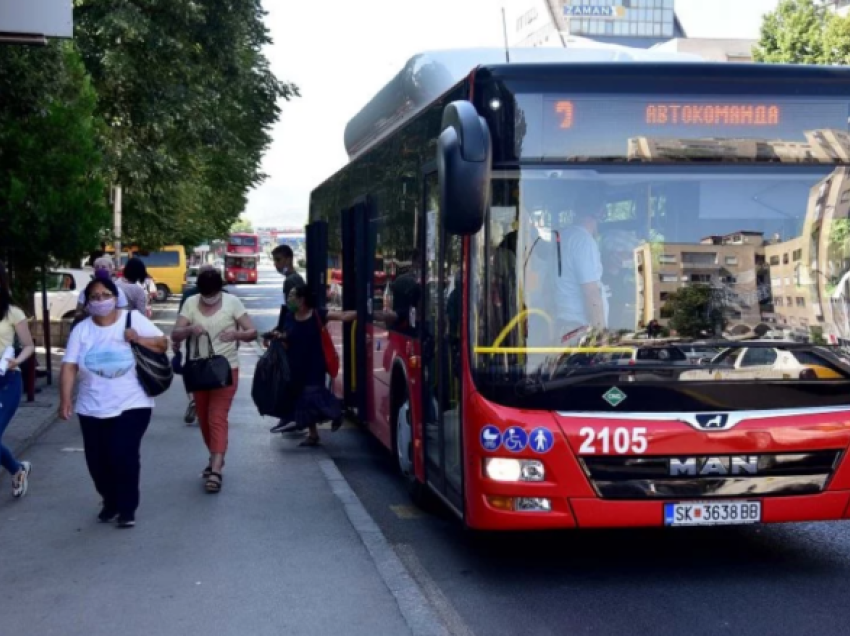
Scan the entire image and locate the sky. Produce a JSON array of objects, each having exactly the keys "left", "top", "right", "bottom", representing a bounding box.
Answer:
[{"left": 246, "top": 0, "right": 782, "bottom": 228}]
